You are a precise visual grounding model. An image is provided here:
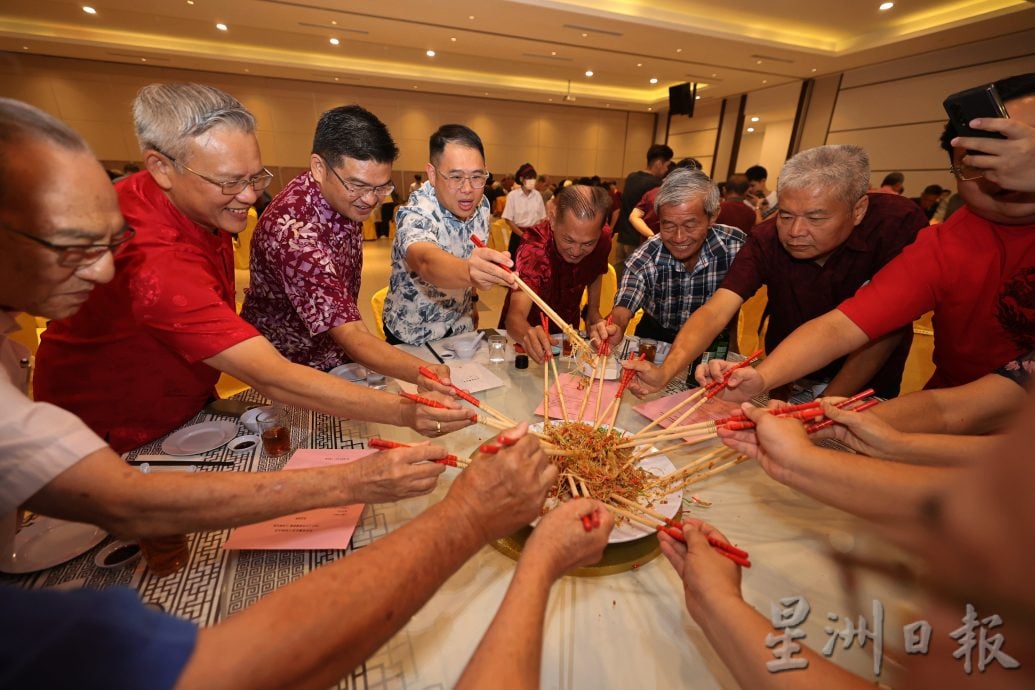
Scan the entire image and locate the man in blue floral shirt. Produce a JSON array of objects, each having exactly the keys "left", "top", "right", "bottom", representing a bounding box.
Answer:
[{"left": 383, "top": 124, "right": 515, "bottom": 345}]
